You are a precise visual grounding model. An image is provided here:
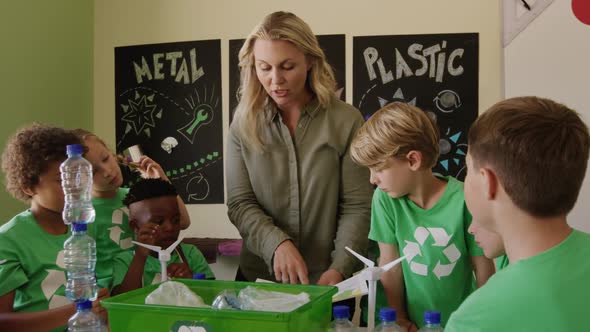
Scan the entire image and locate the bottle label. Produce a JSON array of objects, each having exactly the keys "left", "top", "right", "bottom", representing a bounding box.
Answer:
[{"left": 170, "top": 320, "right": 214, "bottom": 332}]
